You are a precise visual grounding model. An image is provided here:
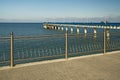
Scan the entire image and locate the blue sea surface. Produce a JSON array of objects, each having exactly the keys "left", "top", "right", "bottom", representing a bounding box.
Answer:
[
  {"left": 0, "top": 23, "right": 64, "bottom": 36},
  {"left": 0, "top": 23, "right": 120, "bottom": 66},
  {"left": 0, "top": 23, "right": 120, "bottom": 36}
]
